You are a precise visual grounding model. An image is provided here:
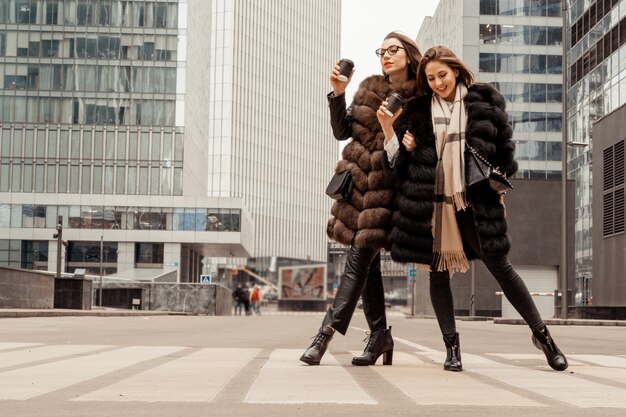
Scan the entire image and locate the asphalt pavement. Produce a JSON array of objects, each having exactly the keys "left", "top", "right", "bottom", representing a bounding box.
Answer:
[{"left": 0, "top": 305, "right": 625, "bottom": 417}]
